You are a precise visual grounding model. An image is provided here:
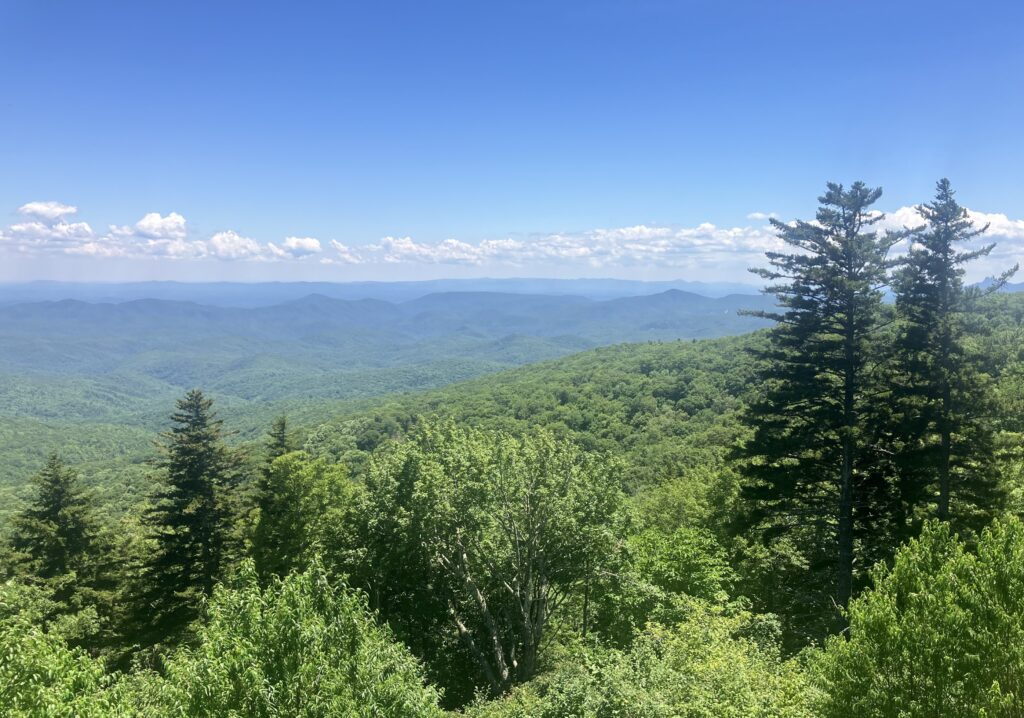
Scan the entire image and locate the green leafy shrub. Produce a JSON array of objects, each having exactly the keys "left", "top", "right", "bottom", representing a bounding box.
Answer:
[
  {"left": 467, "top": 599, "right": 815, "bottom": 718},
  {"left": 120, "top": 560, "right": 443, "bottom": 717},
  {"left": 813, "top": 516, "right": 1024, "bottom": 717},
  {"left": 0, "top": 581, "right": 112, "bottom": 717}
]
